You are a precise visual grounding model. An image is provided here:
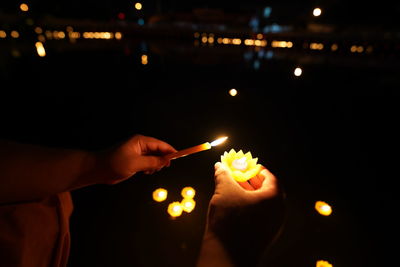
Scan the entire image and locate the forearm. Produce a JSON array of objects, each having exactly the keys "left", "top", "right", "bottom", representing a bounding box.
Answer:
[
  {"left": 197, "top": 231, "right": 234, "bottom": 267},
  {"left": 0, "top": 140, "right": 110, "bottom": 204}
]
